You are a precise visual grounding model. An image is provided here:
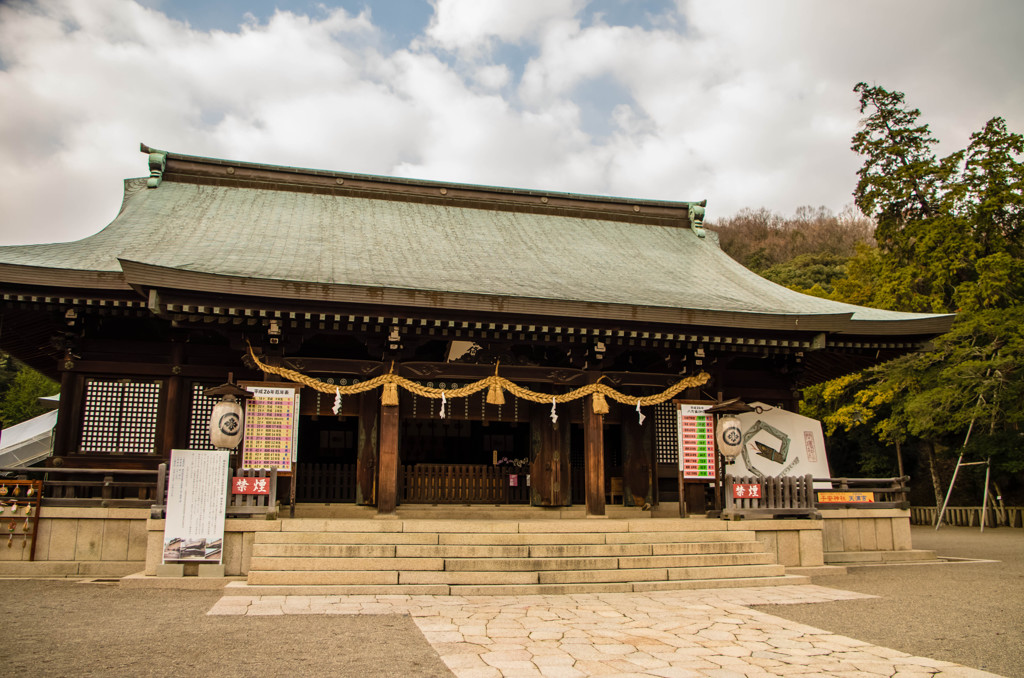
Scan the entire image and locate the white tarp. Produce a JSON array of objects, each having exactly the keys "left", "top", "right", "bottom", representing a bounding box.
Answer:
[
  {"left": 0, "top": 409, "right": 57, "bottom": 467},
  {"left": 726, "top": 402, "right": 832, "bottom": 487}
]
